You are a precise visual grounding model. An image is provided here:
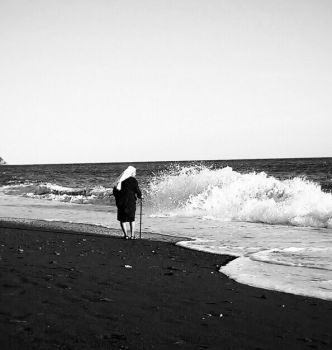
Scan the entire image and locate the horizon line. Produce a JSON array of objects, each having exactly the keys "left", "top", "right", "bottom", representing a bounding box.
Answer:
[{"left": 4, "top": 156, "right": 332, "bottom": 166}]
